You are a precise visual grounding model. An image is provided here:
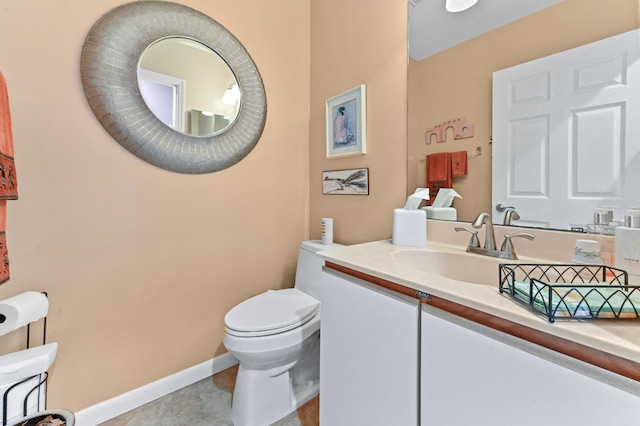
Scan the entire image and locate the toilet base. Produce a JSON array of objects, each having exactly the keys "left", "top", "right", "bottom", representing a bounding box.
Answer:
[{"left": 230, "top": 331, "right": 320, "bottom": 426}]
